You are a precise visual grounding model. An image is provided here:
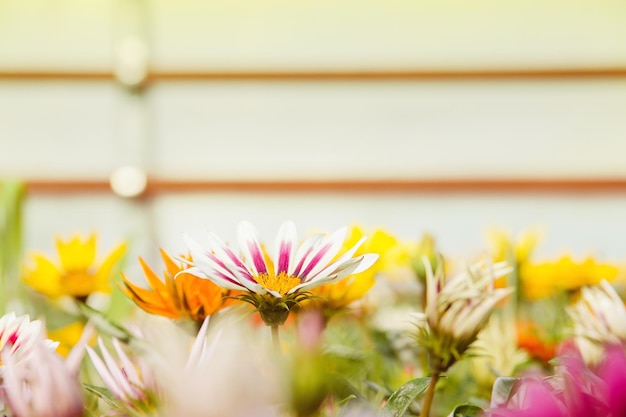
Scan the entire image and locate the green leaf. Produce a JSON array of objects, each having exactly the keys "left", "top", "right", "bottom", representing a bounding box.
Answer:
[
  {"left": 328, "top": 374, "right": 366, "bottom": 401},
  {"left": 490, "top": 377, "right": 520, "bottom": 408},
  {"left": 447, "top": 404, "right": 485, "bottom": 417},
  {"left": 76, "top": 302, "right": 132, "bottom": 342},
  {"left": 0, "top": 181, "right": 24, "bottom": 314},
  {"left": 382, "top": 377, "right": 431, "bottom": 417},
  {"left": 83, "top": 383, "right": 119, "bottom": 409}
]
